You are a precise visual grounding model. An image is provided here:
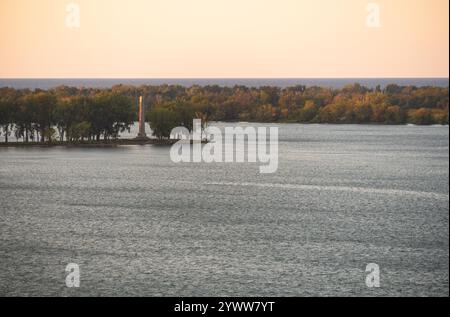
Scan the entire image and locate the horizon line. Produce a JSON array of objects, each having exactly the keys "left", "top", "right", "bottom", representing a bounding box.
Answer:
[{"left": 1, "top": 77, "right": 449, "bottom": 80}]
